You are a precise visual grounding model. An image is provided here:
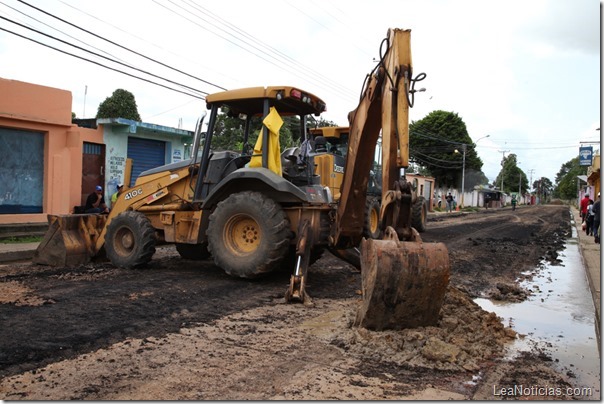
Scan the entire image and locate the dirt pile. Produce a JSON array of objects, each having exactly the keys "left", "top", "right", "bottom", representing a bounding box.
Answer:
[{"left": 328, "top": 286, "right": 516, "bottom": 373}]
